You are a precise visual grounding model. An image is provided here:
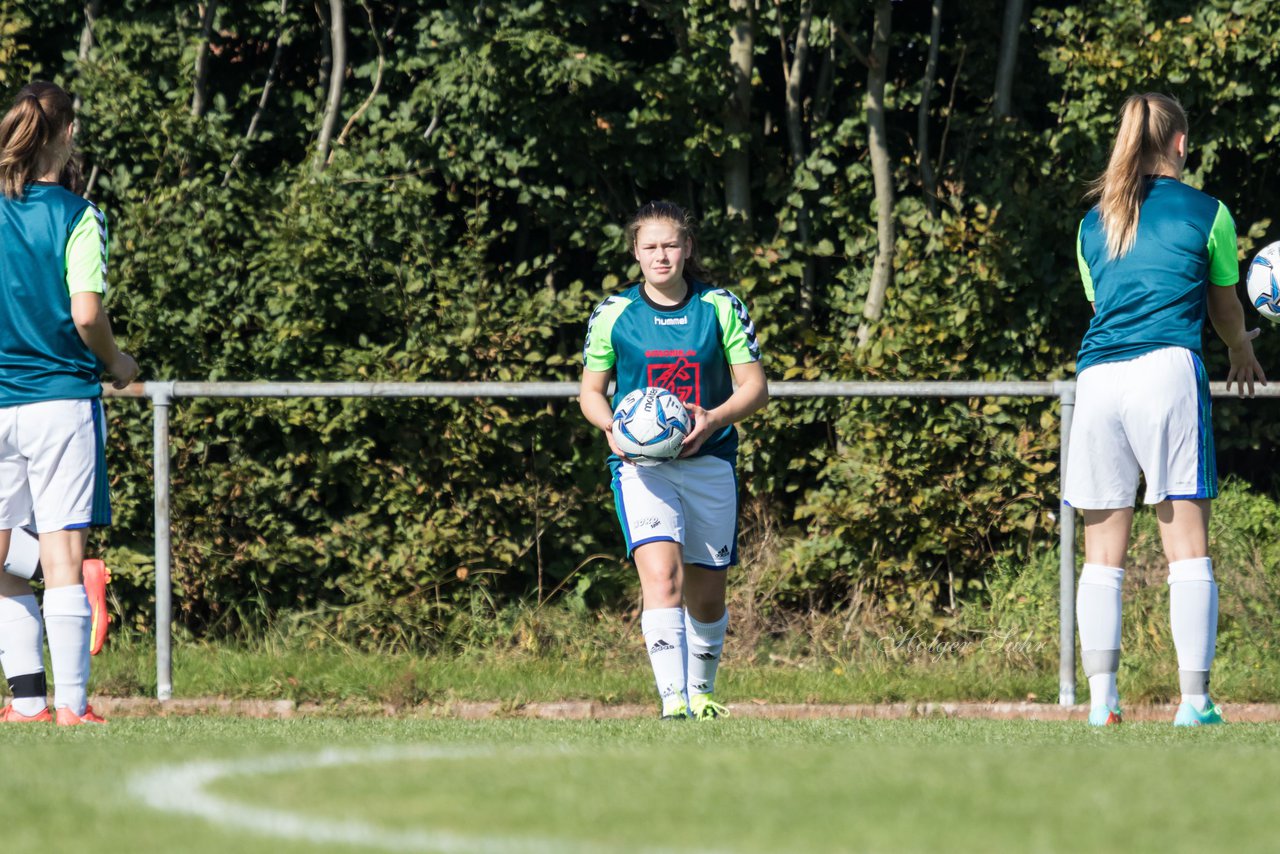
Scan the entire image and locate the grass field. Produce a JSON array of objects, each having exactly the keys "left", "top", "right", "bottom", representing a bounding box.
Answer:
[{"left": 3, "top": 716, "right": 1279, "bottom": 853}]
